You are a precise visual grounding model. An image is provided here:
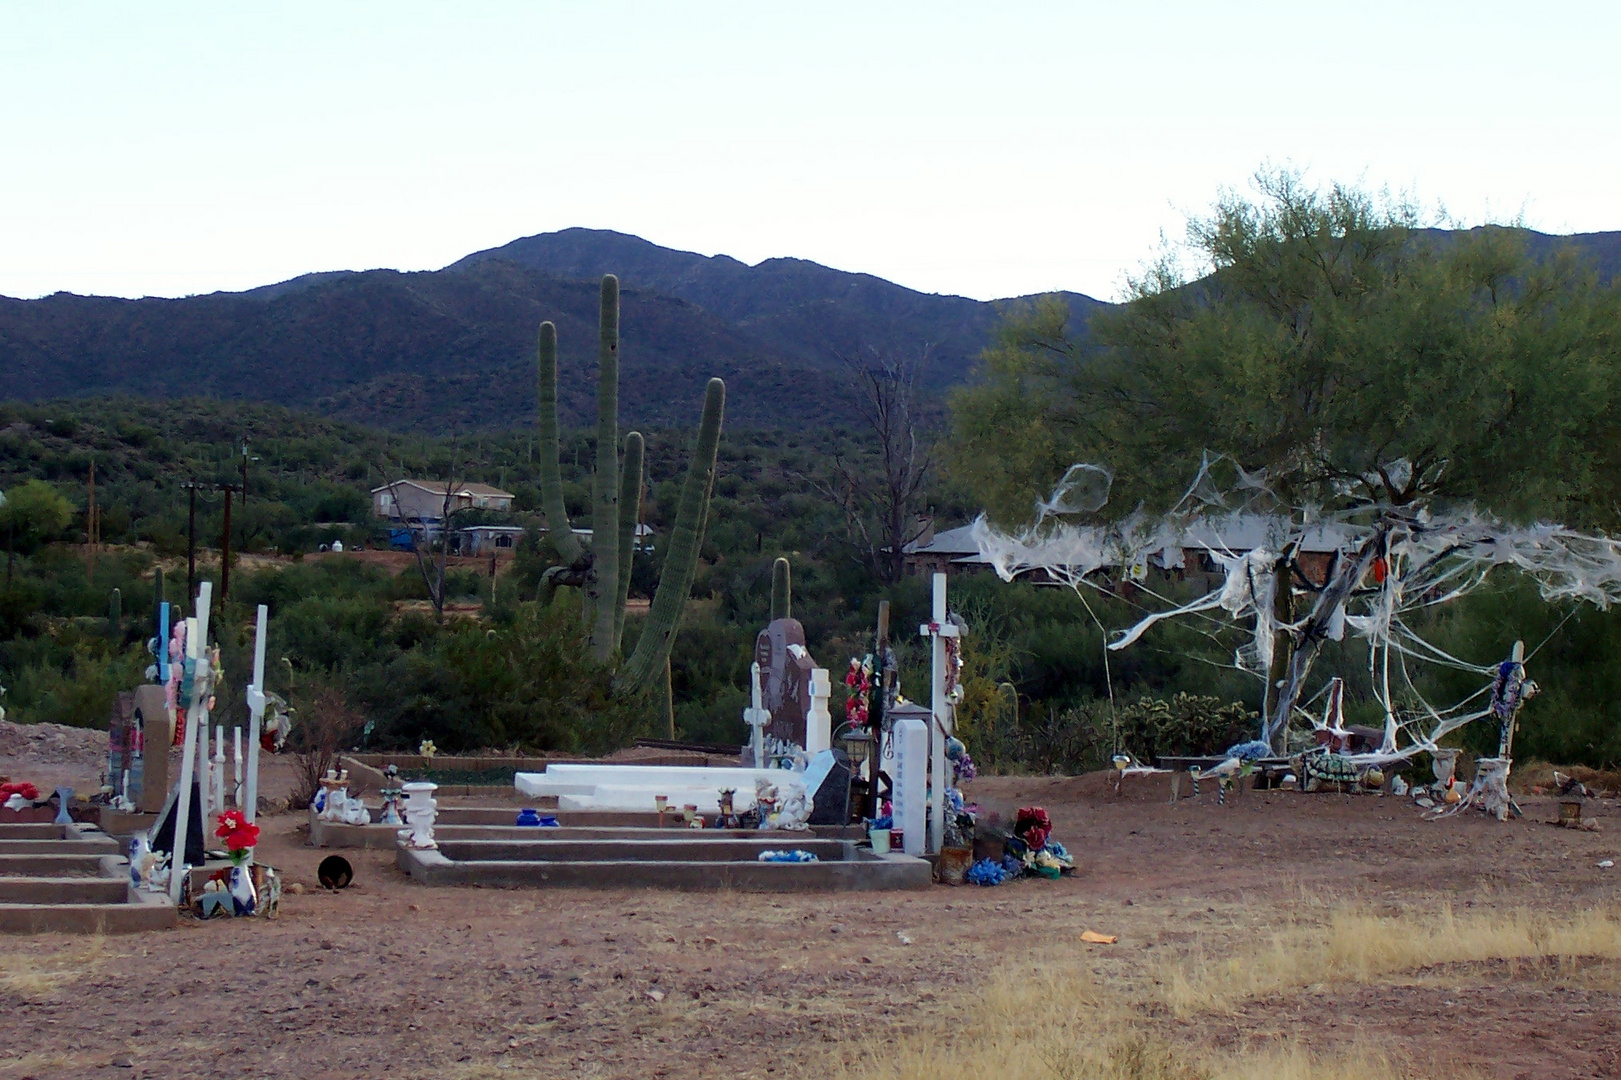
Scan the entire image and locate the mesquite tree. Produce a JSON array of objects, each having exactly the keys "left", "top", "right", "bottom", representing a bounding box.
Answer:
[{"left": 537, "top": 275, "right": 726, "bottom": 708}]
